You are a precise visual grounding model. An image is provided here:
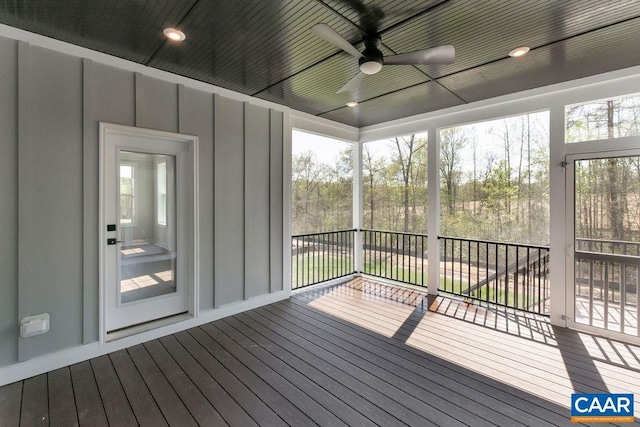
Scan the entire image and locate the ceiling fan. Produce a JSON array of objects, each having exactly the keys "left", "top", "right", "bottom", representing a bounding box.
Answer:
[{"left": 311, "top": 23, "right": 455, "bottom": 93}]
